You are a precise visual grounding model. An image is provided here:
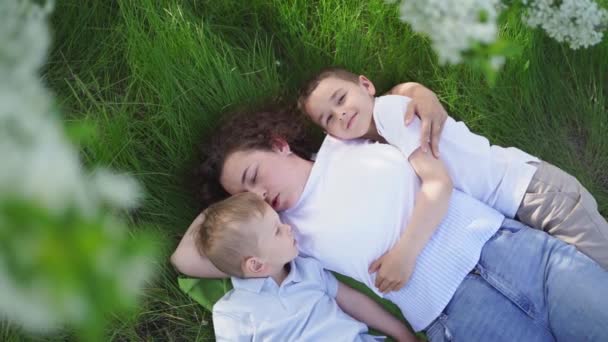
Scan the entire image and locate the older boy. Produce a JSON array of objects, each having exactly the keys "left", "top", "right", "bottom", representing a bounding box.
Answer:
[
  {"left": 298, "top": 67, "right": 608, "bottom": 278},
  {"left": 193, "top": 192, "right": 418, "bottom": 342}
]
